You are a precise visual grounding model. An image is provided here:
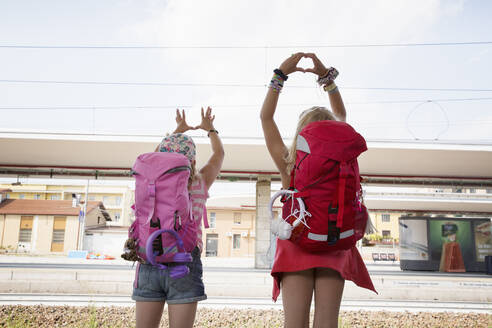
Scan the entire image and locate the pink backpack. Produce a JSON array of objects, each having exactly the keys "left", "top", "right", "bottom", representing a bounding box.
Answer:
[
  {"left": 270, "top": 120, "right": 369, "bottom": 252},
  {"left": 126, "top": 152, "right": 206, "bottom": 278}
]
